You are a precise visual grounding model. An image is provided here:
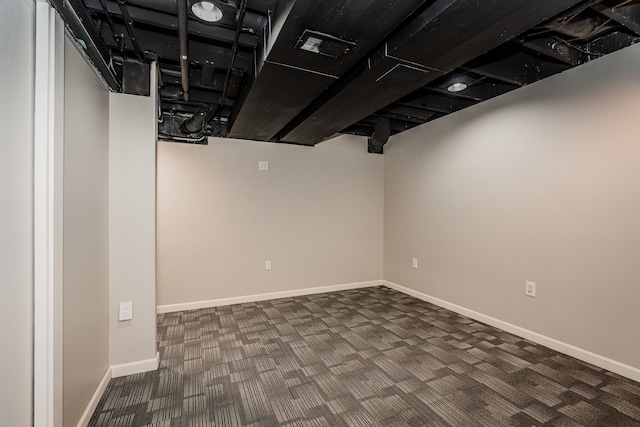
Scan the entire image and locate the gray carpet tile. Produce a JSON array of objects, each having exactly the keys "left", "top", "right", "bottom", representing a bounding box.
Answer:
[{"left": 88, "top": 286, "right": 640, "bottom": 426}]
